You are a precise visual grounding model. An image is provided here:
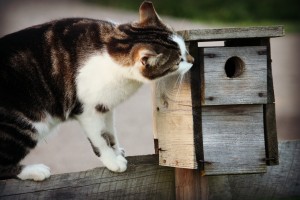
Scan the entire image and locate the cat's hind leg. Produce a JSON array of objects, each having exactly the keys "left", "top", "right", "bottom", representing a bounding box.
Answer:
[
  {"left": 17, "top": 164, "right": 50, "bottom": 181},
  {"left": 0, "top": 164, "right": 50, "bottom": 181},
  {"left": 0, "top": 110, "right": 51, "bottom": 181}
]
